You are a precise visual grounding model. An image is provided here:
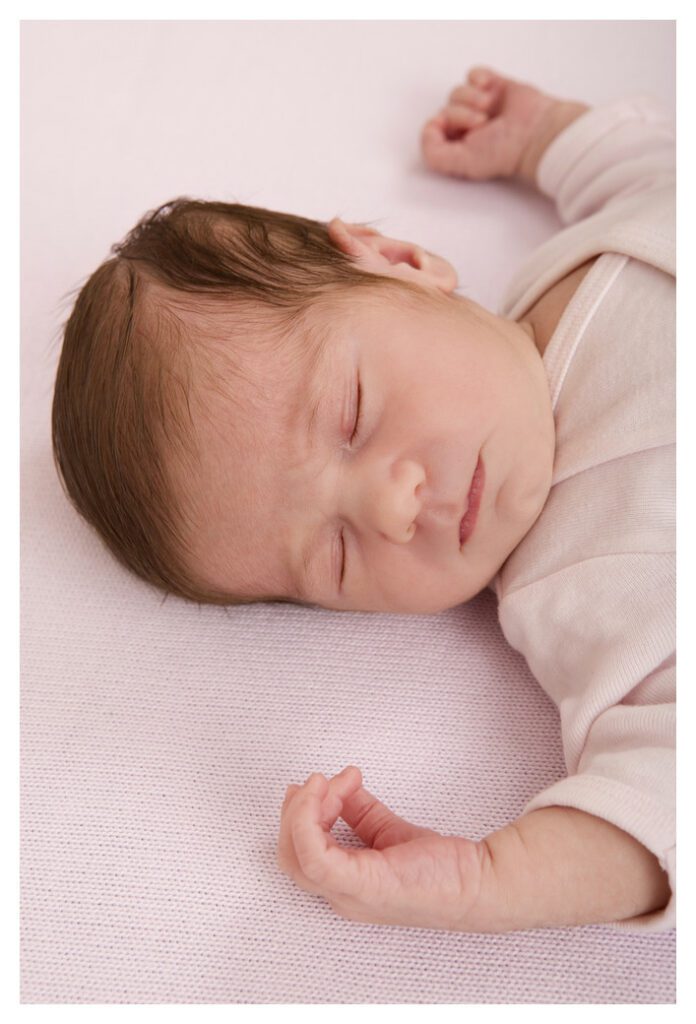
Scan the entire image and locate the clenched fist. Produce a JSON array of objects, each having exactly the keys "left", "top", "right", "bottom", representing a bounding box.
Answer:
[{"left": 421, "top": 66, "right": 587, "bottom": 183}]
